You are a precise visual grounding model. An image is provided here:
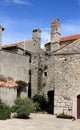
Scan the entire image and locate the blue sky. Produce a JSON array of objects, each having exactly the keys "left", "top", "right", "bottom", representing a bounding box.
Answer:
[{"left": 0, "top": 0, "right": 80, "bottom": 47}]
